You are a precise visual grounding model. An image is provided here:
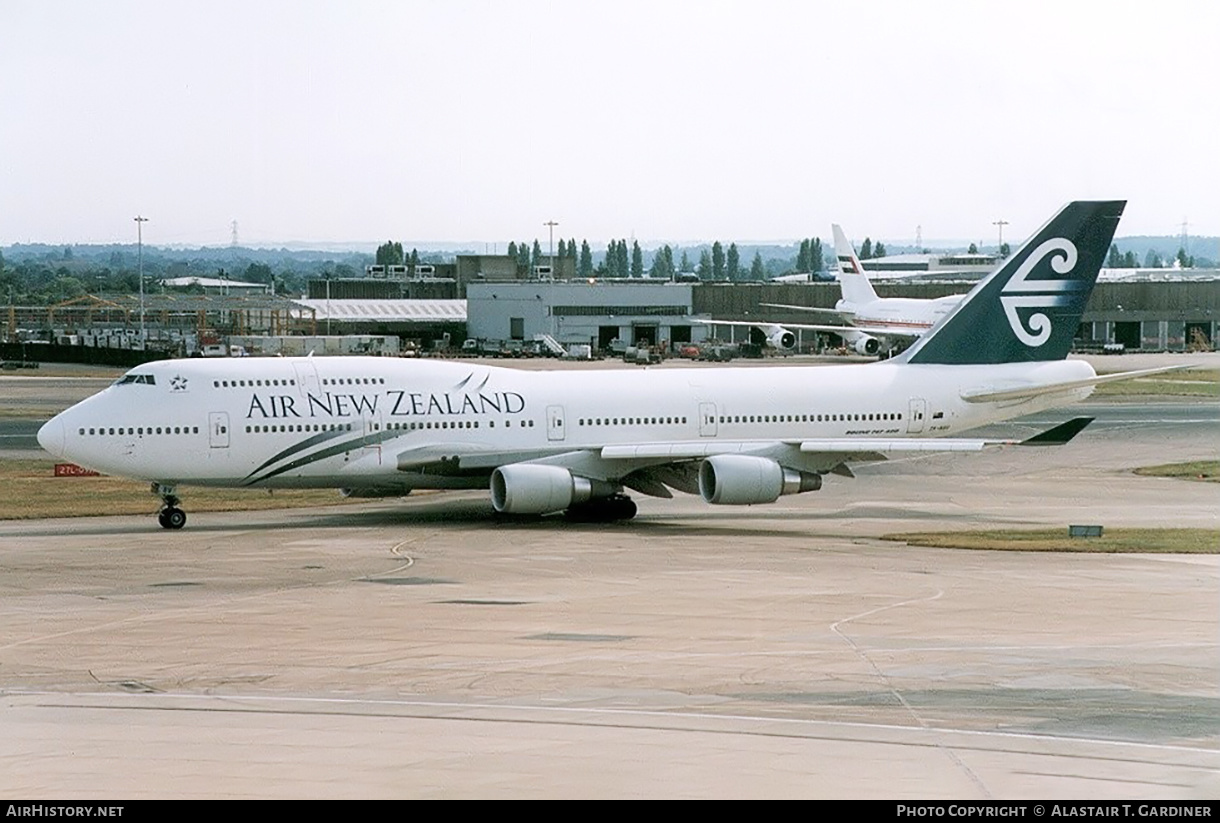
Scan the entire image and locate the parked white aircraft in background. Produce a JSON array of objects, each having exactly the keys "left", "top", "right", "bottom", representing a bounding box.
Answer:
[
  {"left": 39, "top": 201, "right": 1177, "bottom": 529},
  {"left": 764, "top": 224, "right": 969, "bottom": 356},
  {"left": 709, "top": 224, "right": 972, "bottom": 356}
]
